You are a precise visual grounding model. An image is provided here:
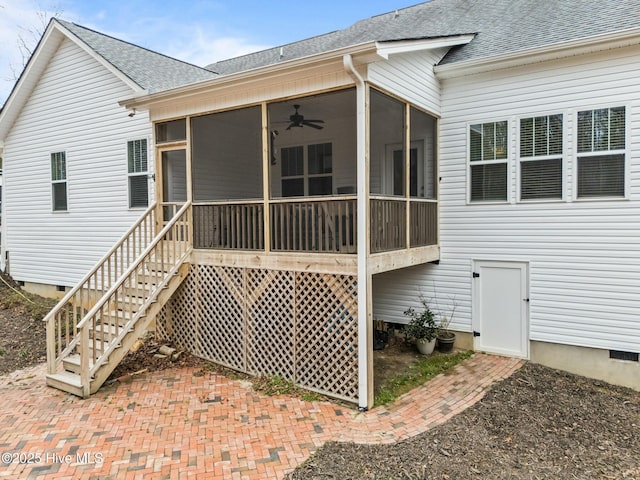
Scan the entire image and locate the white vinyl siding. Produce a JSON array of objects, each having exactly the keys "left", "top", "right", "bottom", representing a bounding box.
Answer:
[
  {"left": 127, "top": 139, "right": 149, "bottom": 208},
  {"left": 576, "top": 107, "right": 626, "bottom": 199},
  {"left": 469, "top": 121, "right": 508, "bottom": 202},
  {"left": 518, "top": 114, "right": 563, "bottom": 201},
  {"left": 2, "top": 38, "right": 153, "bottom": 287},
  {"left": 374, "top": 43, "right": 640, "bottom": 355},
  {"left": 368, "top": 48, "right": 447, "bottom": 115},
  {"left": 51, "top": 151, "right": 67, "bottom": 211}
]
